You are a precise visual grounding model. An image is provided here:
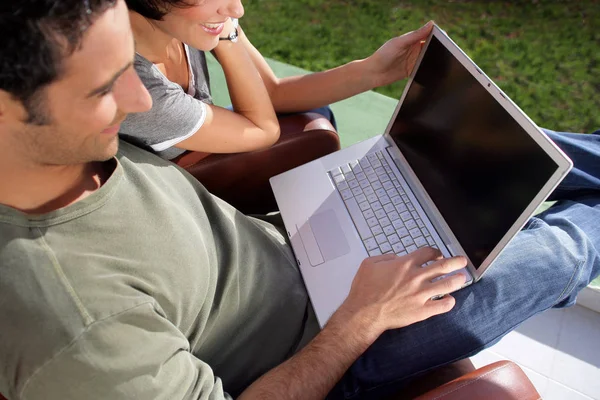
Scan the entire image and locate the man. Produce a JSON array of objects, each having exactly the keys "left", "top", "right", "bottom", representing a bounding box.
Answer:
[{"left": 0, "top": 1, "right": 598, "bottom": 399}]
